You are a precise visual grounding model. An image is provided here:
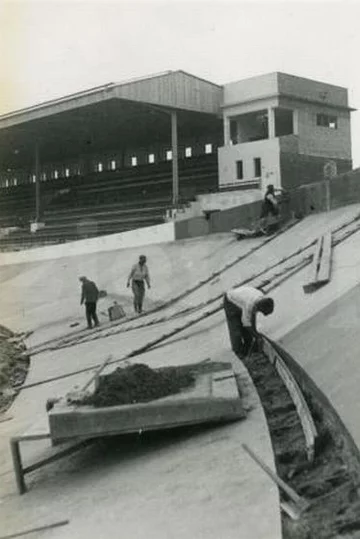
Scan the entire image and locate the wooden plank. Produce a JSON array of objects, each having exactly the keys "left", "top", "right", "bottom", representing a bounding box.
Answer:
[
  {"left": 317, "top": 232, "right": 332, "bottom": 284},
  {"left": 274, "top": 356, "right": 317, "bottom": 461},
  {"left": 242, "top": 443, "right": 309, "bottom": 509},
  {"left": 303, "top": 236, "right": 323, "bottom": 292},
  {"left": 262, "top": 339, "right": 317, "bottom": 462}
]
